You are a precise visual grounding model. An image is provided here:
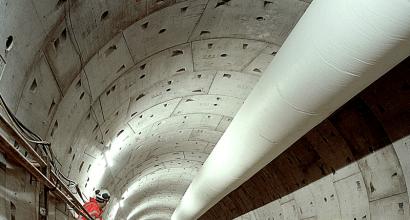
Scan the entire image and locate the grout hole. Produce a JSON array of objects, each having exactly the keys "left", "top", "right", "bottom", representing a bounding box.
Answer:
[
  {"left": 186, "top": 98, "right": 194, "bottom": 102},
  {"left": 30, "top": 79, "right": 38, "bottom": 92},
  {"left": 220, "top": 53, "right": 227, "bottom": 57},
  {"left": 197, "top": 74, "right": 202, "bottom": 78},
  {"left": 48, "top": 99, "right": 56, "bottom": 116},
  {"left": 106, "top": 90, "right": 111, "bottom": 96},
  {"left": 171, "top": 50, "right": 184, "bottom": 57},
  {"left": 256, "top": 16, "right": 264, "bottom": 21},
  {"left": 5, "top": 36, "right": 13, "bottom": 51},
  {"left": 131, "top": 112, "right": 138, "bottom": 117},
  {"left": 111, "top": 85, "right": 116, "bottom": 91},
  {"left": 101, "top": 11, "right": 109, "bottom": 21},
  {"left": 139, "top": 74, "right": 146, "bottom": 79},
  {"left": 141, "top": 22, "right": 149, "bottom": 29},
  {"left": 105, "top": 129, "right": 109, "bottom": 134},
  {"left": 192, "top": 89, "right": 202, "bottom": 93},
  {"left": 168, "top": 80, "right": 172, "bottom": 85},
  {"left": 166, "top": 88, "right": 171, "bottom": 92},
  {"left": 208, "top": 43, "right": 213, "bottom": 49},
  {"left": 213, "top": 103, "right": 218, "bottom": 106},
  {"left": 86, "top": 113, "right": 91, "bottom": 120},
  {"left": 253, "top": 68, "right": 262, "bottom": 73},
  {"left": 243, "top": 44, "right": 248, "bottom": 49},
  {"left": 158, "top": 28, "right": 167, "bottom": 34},
  {"left": 163, "top": 103, "right": 168, "bottom": 107},
  {"left": 140, "top": 63, "right": 146, "bottom": 70},
  {"left": 87, "top": 164, "right": 91, "bottom": 172},
  {"left": 272, "top": 51, "right": 277, "bottom": 55},
  {"left": 223, "top": 73, "right": 231, "bottom": 78}
]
